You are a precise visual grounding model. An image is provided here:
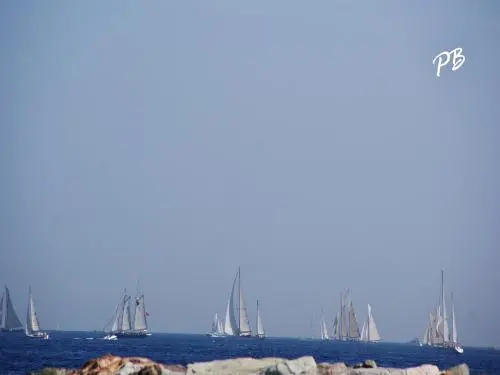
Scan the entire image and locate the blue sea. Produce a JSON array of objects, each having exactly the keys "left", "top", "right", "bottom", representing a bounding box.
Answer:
[{"left": 1, "top": 331, "right": 499, "bottom": 375}]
